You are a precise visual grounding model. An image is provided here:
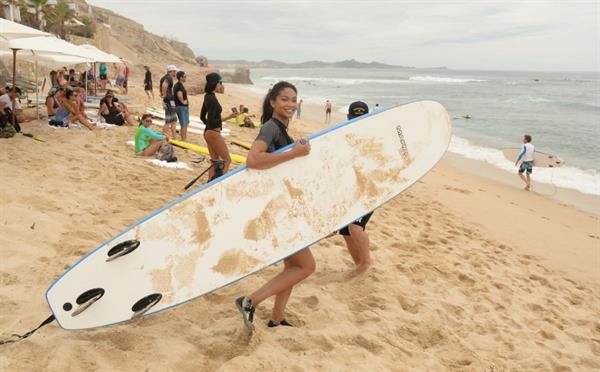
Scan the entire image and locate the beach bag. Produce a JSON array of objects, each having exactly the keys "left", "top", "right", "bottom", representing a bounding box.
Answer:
[
  {"left": 0, "top": 123, "right": 16, "bottom": 138},
  {"left": 156, "top": 143, "right": 177, "bottom": 162}
]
